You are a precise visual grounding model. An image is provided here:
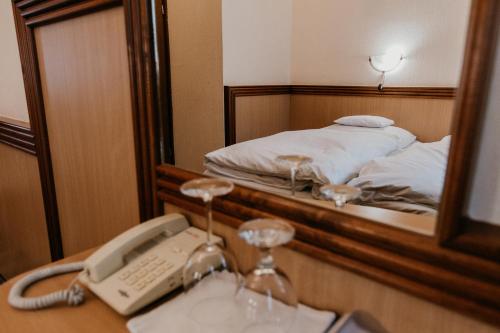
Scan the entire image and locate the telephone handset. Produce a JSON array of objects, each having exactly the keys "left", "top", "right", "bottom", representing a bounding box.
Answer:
[{"left": 8, "top": 213, "right": 222, "bottom": 315}]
